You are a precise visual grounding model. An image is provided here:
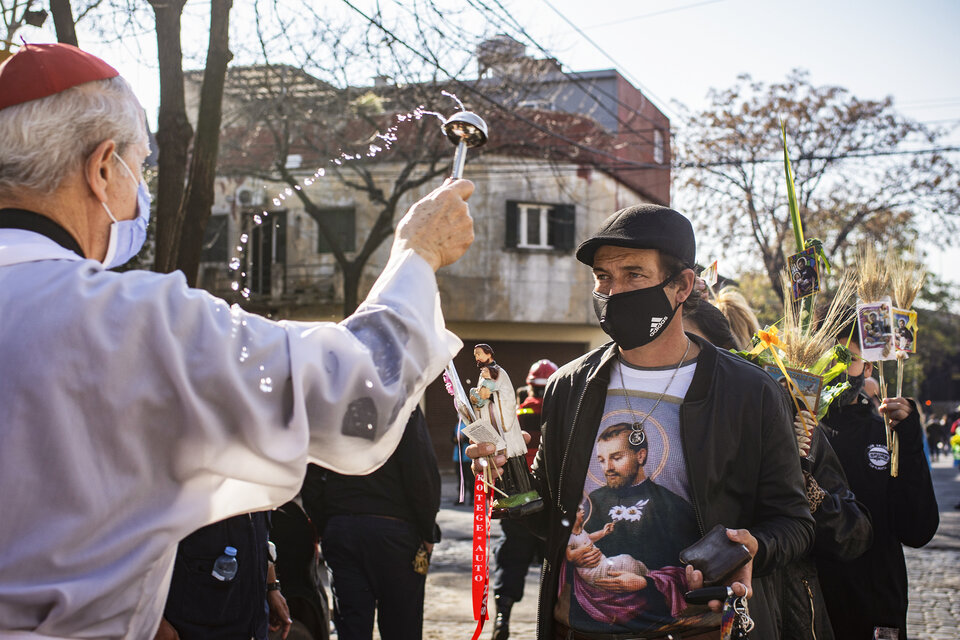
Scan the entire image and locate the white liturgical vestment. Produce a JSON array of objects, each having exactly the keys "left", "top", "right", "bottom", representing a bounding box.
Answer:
[{"left": 0, "top": 229, "right": 461, "bottom": 639}]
